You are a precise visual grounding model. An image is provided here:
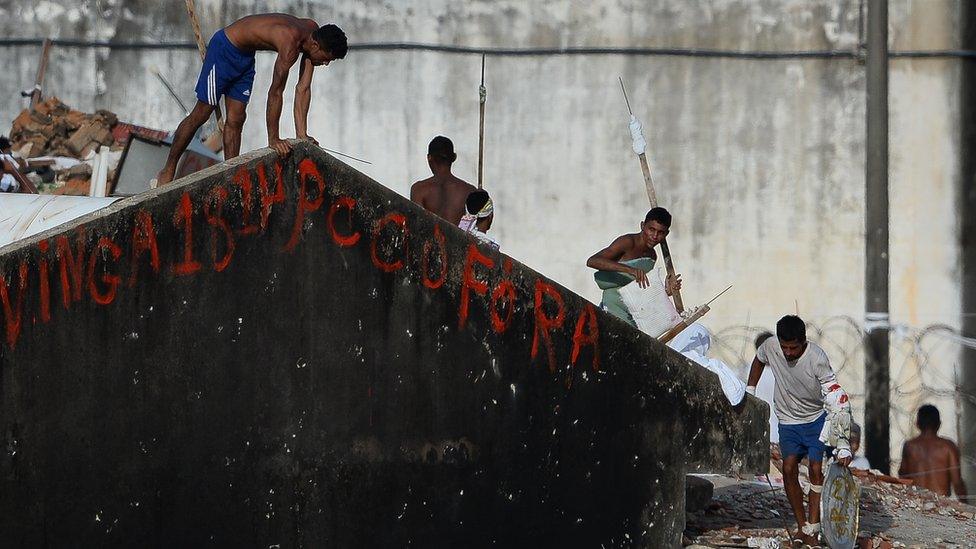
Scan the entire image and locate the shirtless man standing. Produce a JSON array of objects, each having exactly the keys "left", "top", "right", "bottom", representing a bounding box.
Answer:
[
  {"left": 410, "top": 136, "right": 476, "bottom": 225},
  {"left": 157, "top": 14, "right": 347, "bottom": 185},
  {"left": 899, "top": 404, "right": 967, "bottom": 499}
]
